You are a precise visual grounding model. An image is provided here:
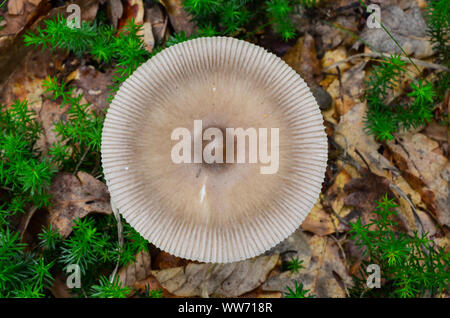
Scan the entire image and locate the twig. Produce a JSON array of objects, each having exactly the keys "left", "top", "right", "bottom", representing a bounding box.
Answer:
[
  {"left": 73, "top": 145, "right": 91, "bottom": 175},
  {"left": 329, "top": 234, "right": 350, "bottom": 297},
  {"left": 323, "top": 52, "right": 450, "bottom": 72},
  {"left": 354, "top": 148, "right": 372, "bottom": 174},
  {"left": 388, "top": 183, "right": 424, "bottom": 235},
  {"left": 109, "top": 199, "right": 124, "bottom": 284}
]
